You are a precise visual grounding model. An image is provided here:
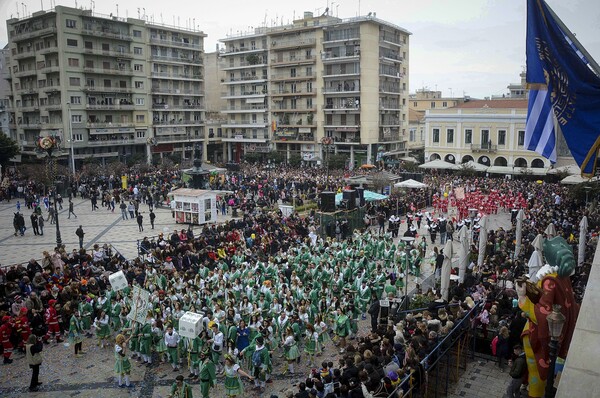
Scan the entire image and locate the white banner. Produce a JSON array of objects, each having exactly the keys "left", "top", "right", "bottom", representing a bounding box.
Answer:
[{"left": 127, "top": 286, "right": 152, "bottom": 324}]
